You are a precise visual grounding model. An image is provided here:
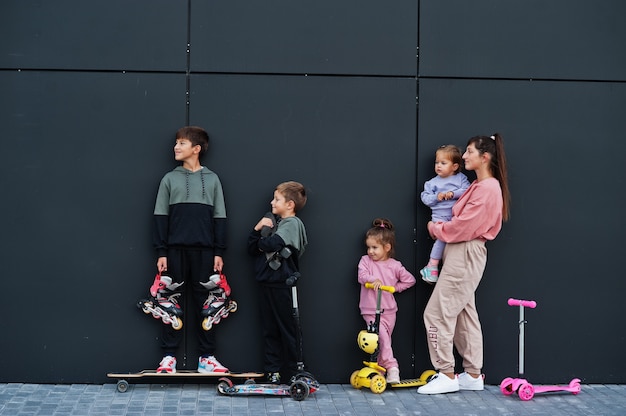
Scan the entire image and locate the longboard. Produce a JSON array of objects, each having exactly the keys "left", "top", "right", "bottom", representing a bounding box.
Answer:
[{"left": 107, "top": 370, "right": 263, "bottom": 393}]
